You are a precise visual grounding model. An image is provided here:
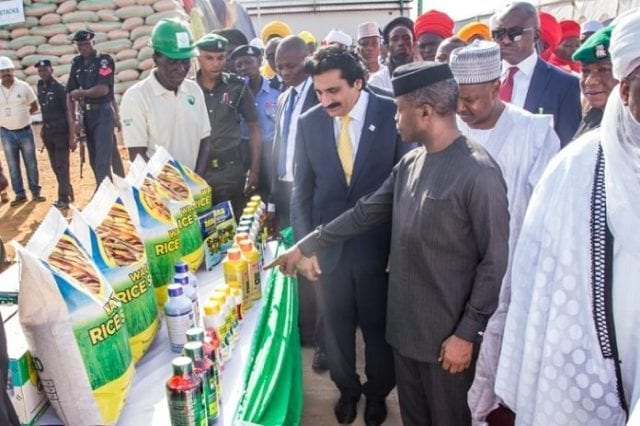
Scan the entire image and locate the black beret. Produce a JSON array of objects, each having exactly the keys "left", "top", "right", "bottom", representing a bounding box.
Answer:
[
  {"left": 230, "top": 44, "right": 262, "bottom": 61},
  {"left": 72, "top": 30, "right": 95, "bottom": 42},
  {"left": 392, "top": 61, "right": 453, "bottom": 97},
  {"left": 382, "top": 16, "right": 414, "bottom": 44},
  {"left": 35, "top": 59, "right": 52, "bottom": 68}
]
